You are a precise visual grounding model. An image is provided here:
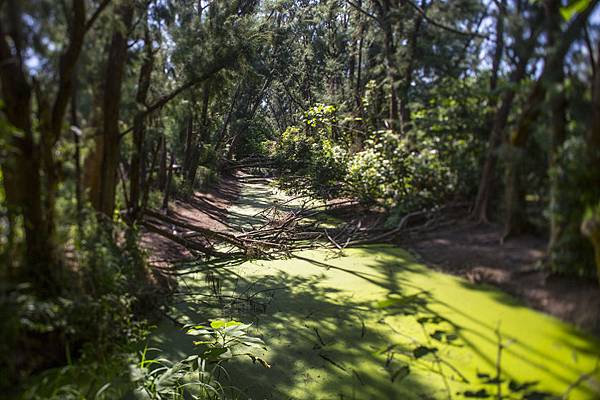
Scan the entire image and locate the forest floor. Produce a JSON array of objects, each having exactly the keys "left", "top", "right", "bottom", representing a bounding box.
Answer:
[{"left": 140, "top": 173, "right": 242, "bottom": 270}]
